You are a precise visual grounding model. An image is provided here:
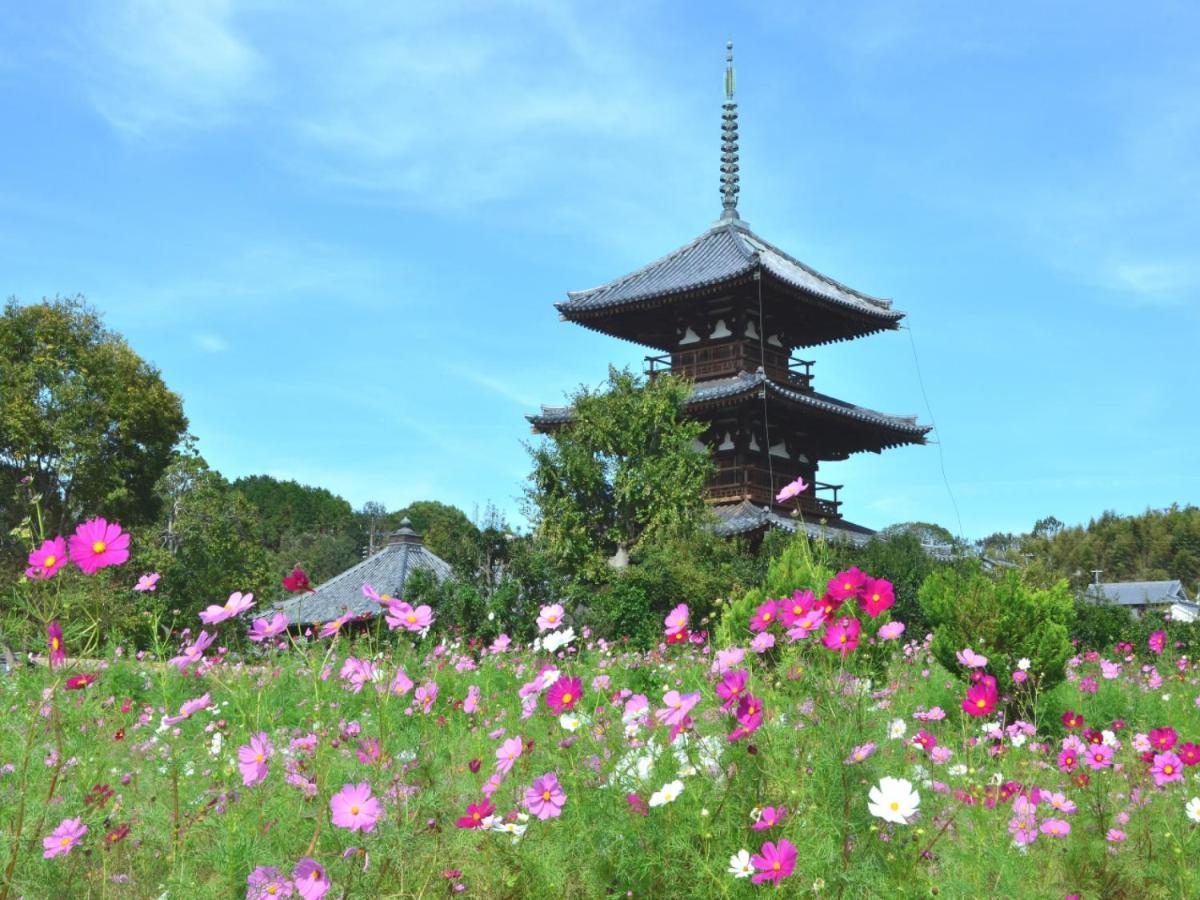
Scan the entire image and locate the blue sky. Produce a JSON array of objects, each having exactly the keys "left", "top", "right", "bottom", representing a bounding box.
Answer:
[{"left": 2, "top": 1, "right": 1197, "bottom": 539}]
